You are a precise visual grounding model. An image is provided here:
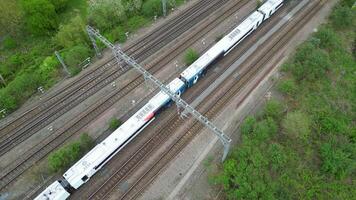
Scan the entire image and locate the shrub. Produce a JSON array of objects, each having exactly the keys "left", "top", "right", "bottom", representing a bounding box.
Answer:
[
  {"left": 49, "top": 0, "right": 69, "bottom": 11},
  {"left": 62, "top": 45, "right": 91, "bottom": 74},
  {"left": 127, "top": 15, "right": 148, "bottom": 32},
  {"left": 88, "top": 0, "right": 126, "bottom": 31},
  {"left": 122, "top": 0, "right": 143, "bottom": 16},
  {"left": 282, "top": 111, "right": 310, "bottom": 140},
  {"left": 109, "top": 118, "right": 121, "bottom": 130},
  {"left": 313, "top": 26, "right": 341, "bottom": 50},
  {"left": 21, "top": 0, "right": 58, "bottom": 36},
  {"left": 263, "top": 100, "right": 284, "bottom": 121},
  {"left": 48, "top": 133, "right": 94, "bottom": 173},
  {"left": 253, "top": 118, "right": 278, "bottom": 141},
  {"left": 142, "top": 0, "right": 162, "bottom": 17},
  {"left": 292, "top": 43, "right": 331, "bottom": 81},
  {"left": 241, "top": 116, "right": 256, "bottom": 135},
  {"left": 277, "top": 78, "right": 297, "bottom": 96},
  {"left": 0, "top": 90, "right": 17, "bottom": 111},
  {"left": 38, "top": 56, "right": 59, "bottom": 85},
  {"left": 268, "top": 143, "right": 286, "bottom": 171},
  {"left": 320, "top": 142, "right": 354, "bottom": 179},
  {"left": 3, "top": 36, "right": 17, "bottom": 49},
  {"left": 55, "top": 15, "right": 88, "bottom": 49},
  {"left": 330, "top": 5, "right": 354, "bottom": 30},
  {"left": 184, "top": 48, "right": 199, "bottom": 65},
  {"left": 107, "top": 26, "right": 127, "bottom": 43}
]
